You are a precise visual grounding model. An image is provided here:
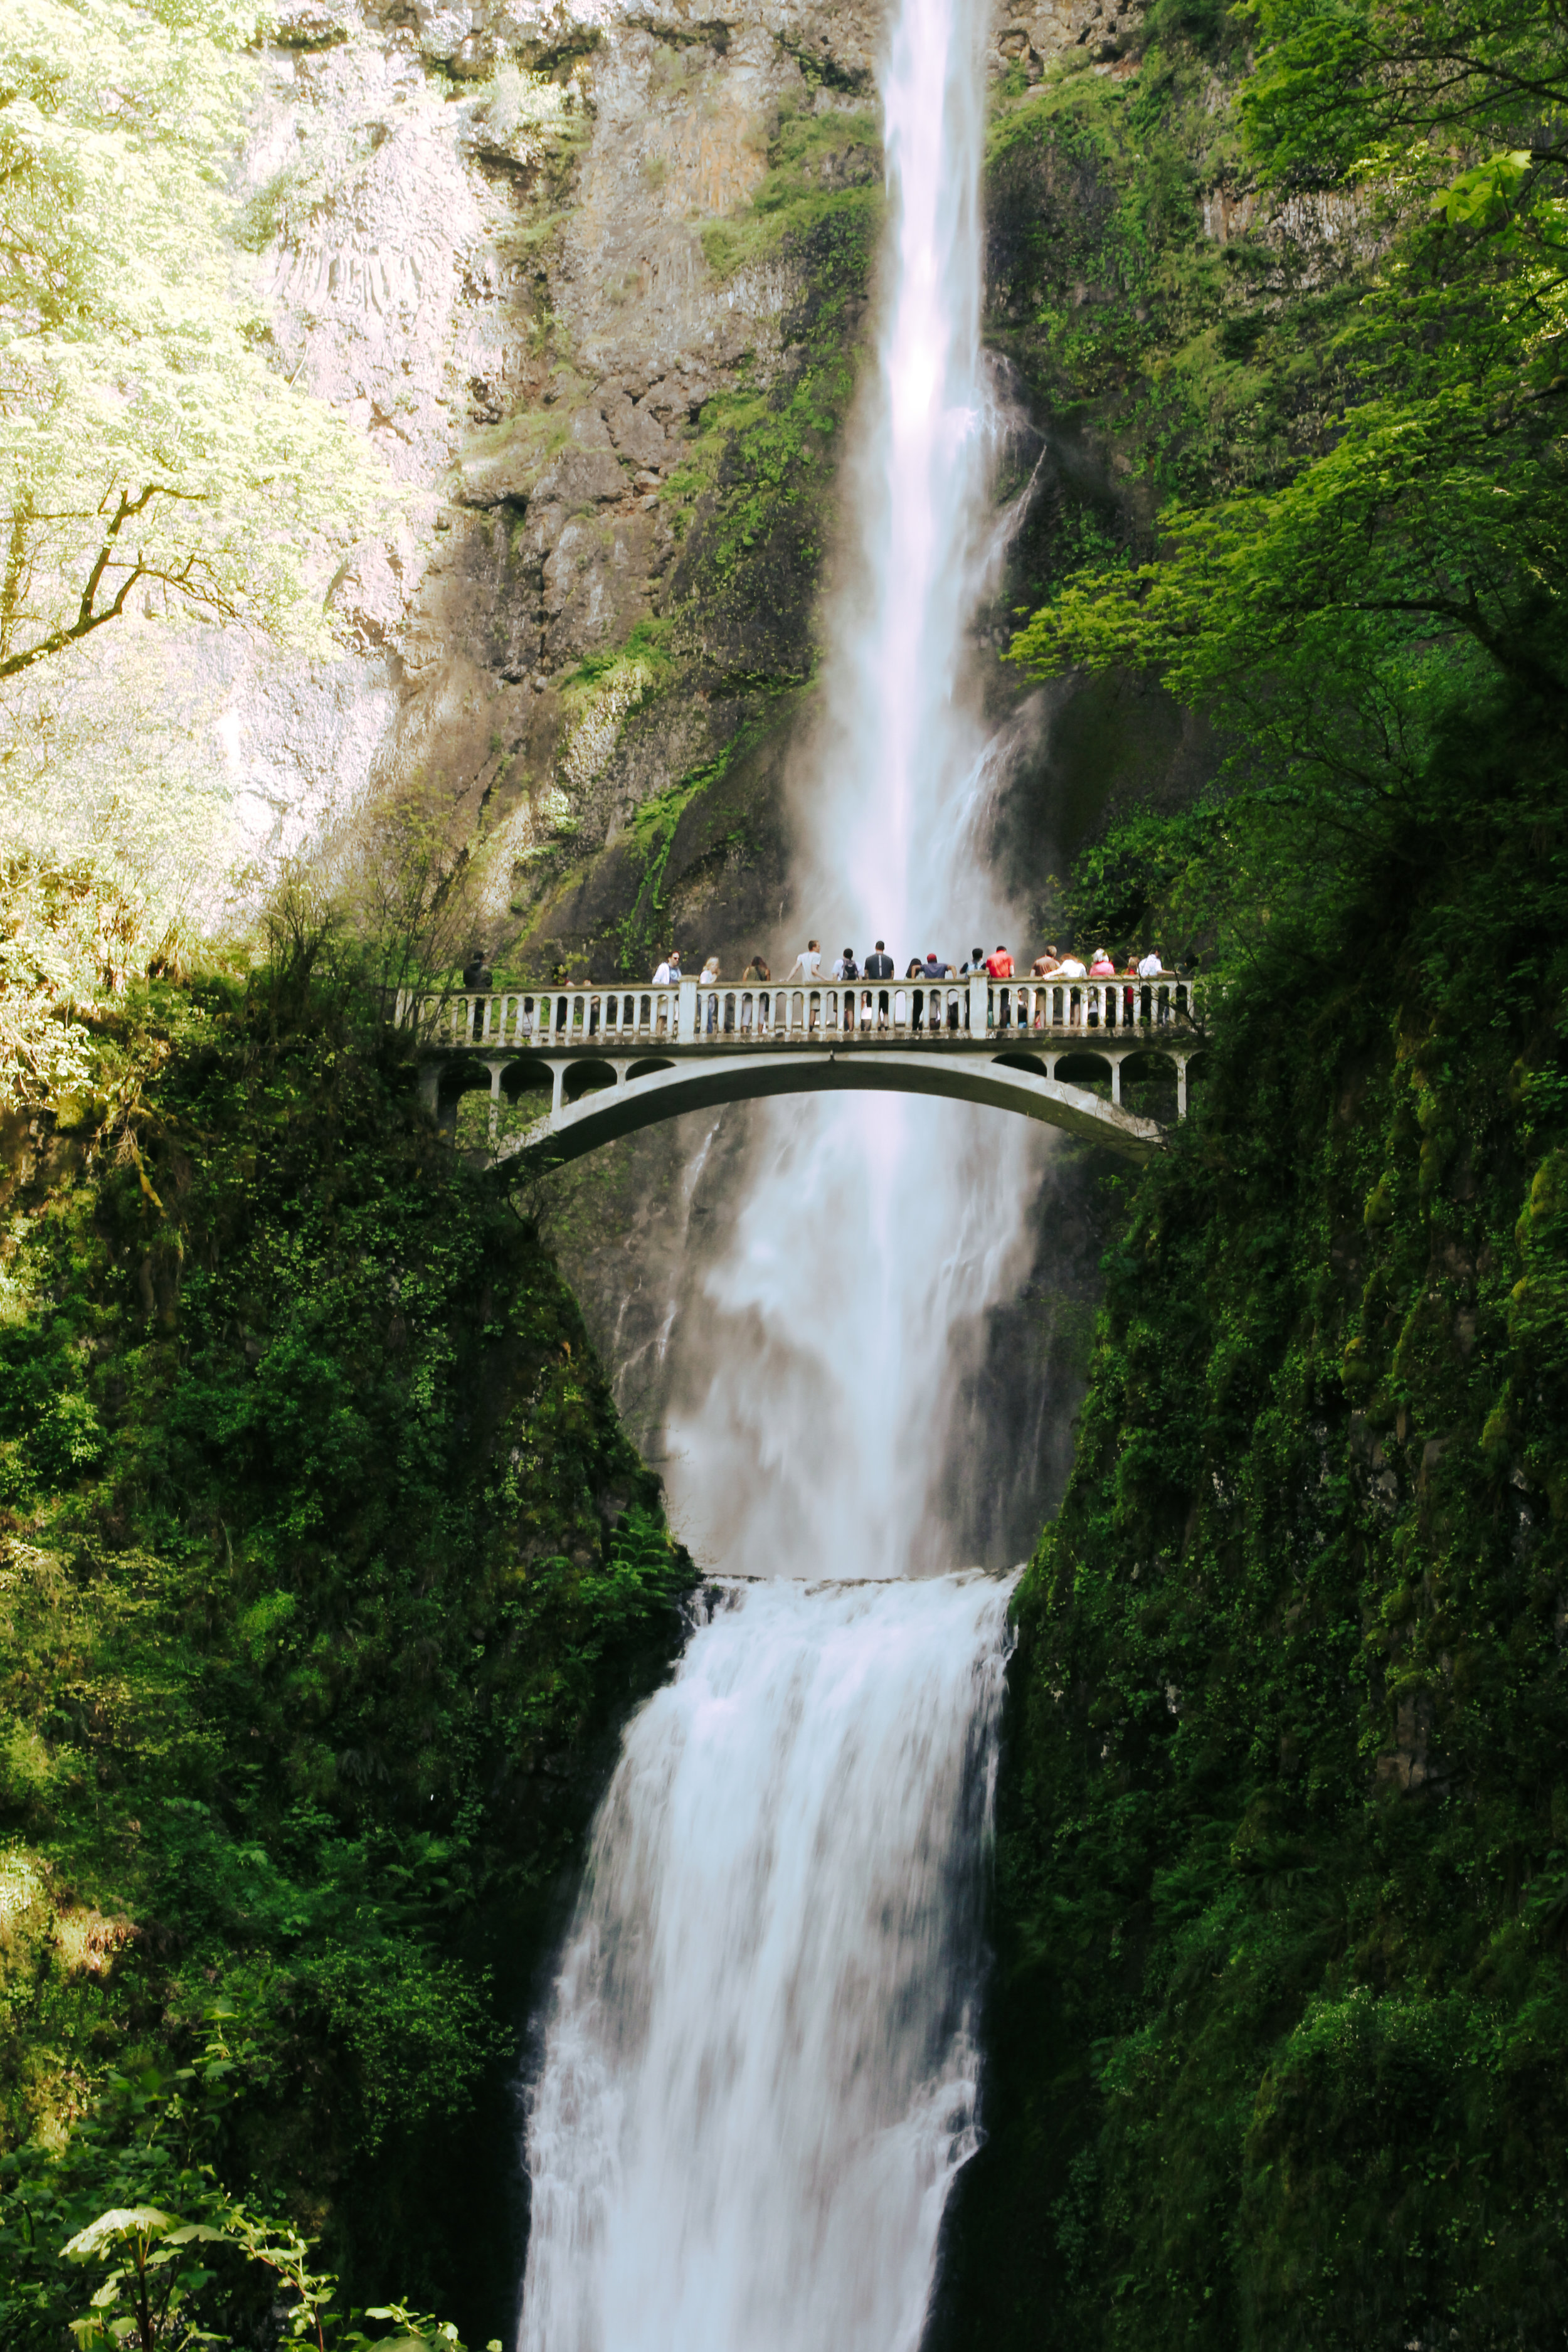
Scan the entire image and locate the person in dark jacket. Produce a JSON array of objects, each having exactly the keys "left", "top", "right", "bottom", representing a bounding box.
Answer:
[{"left": 864, "top": 940, "right": 894, "bottom": 1029}]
